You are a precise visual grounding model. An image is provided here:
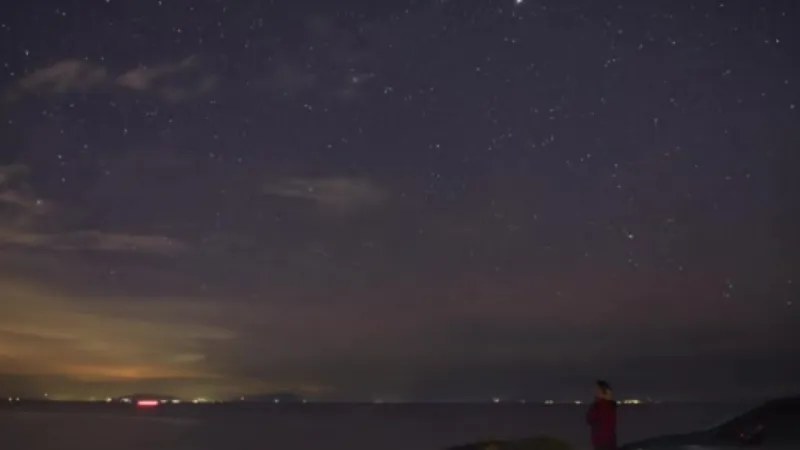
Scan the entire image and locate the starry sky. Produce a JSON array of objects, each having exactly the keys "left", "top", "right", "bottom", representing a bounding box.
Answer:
[{"left": 0, "top": 0, "right": 798, "bottom": 402}]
